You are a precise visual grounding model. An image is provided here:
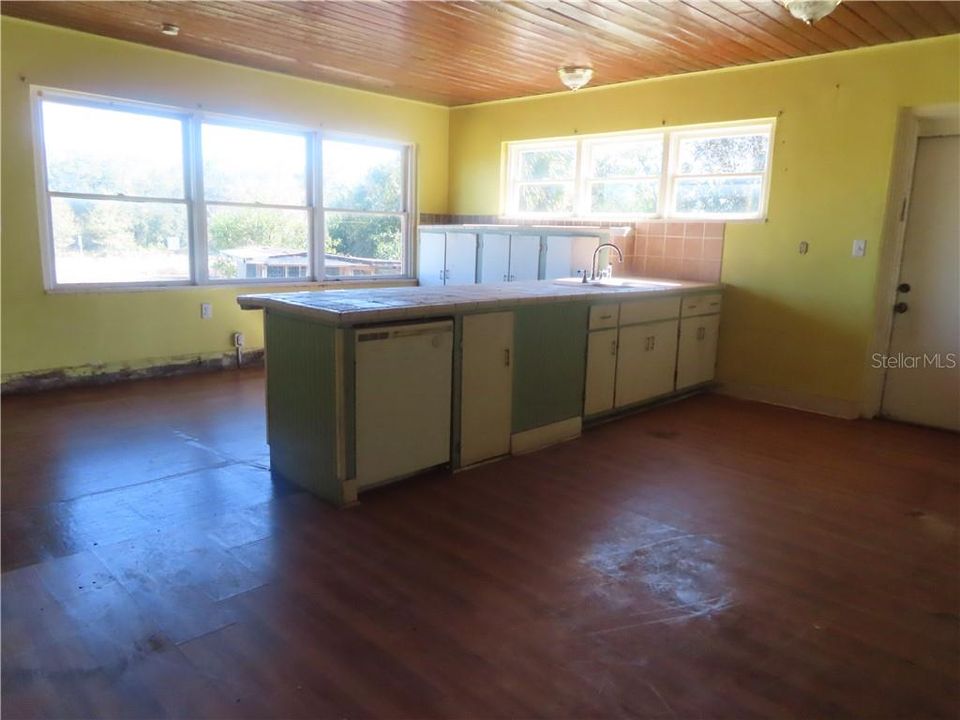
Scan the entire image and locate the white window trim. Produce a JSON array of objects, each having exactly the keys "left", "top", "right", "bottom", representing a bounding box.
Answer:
[
  {"left": 30, "top": 86, "right": 416, "bottom": 292},
  {"left": 502, "top": 119, "right": 776, "bottom": 222}
]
